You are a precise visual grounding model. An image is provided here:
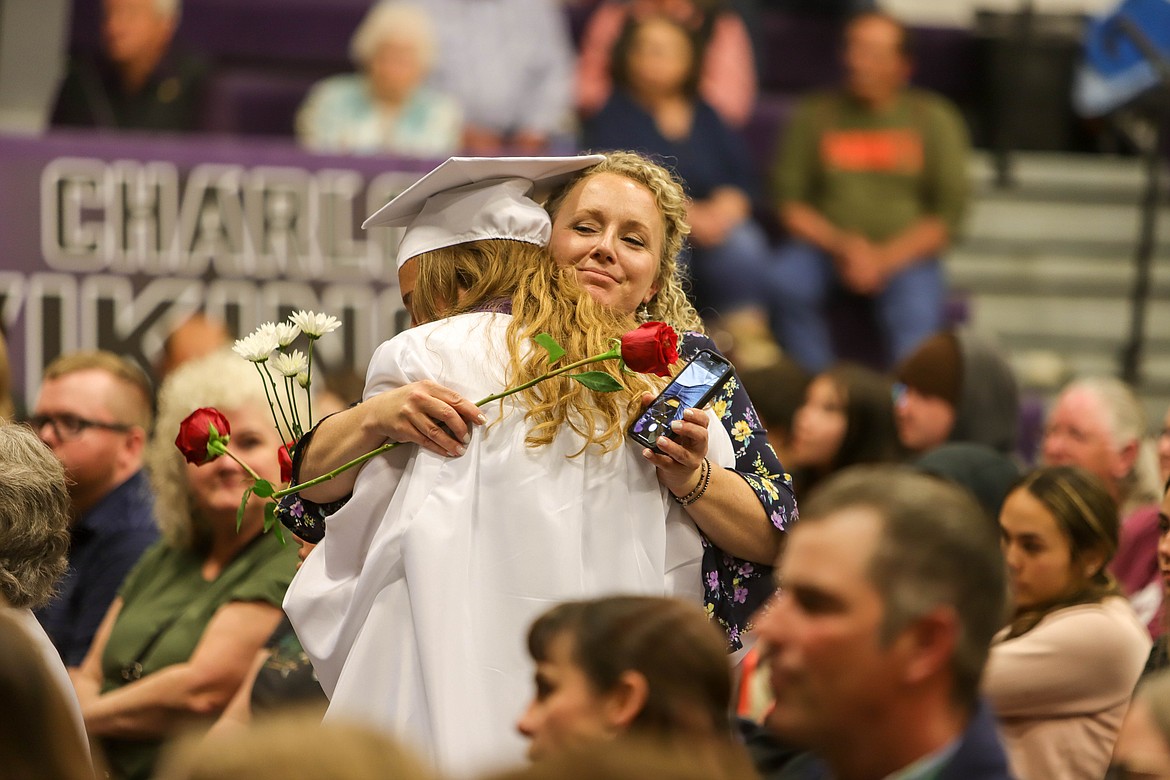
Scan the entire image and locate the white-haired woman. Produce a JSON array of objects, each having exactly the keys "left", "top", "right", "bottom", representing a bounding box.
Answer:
[
  {"left": 296, "top": 1, "right": 461, "bottom": 156},
  {"left": 70, "top": 350, "right": 298, "bottom": 780},
  {"left": 0, "top": 424, "right": 88, "bottom": 759}
]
